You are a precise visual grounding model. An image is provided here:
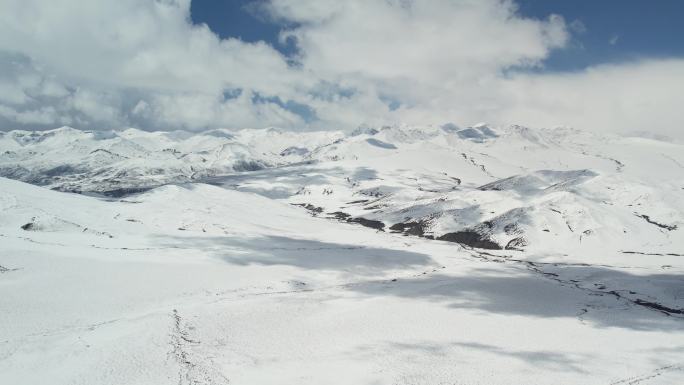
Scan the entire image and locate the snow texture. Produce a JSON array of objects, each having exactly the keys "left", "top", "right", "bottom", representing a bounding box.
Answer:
[{"left": 1, "top": 124, "right": 683, "bottom": 384}]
